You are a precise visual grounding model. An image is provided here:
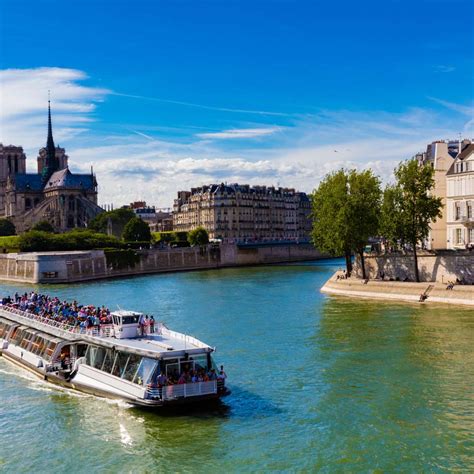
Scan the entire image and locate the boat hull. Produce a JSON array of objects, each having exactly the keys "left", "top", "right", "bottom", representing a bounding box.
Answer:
[{"left": 0, "top": 348, "right": 228, "bottom": 409}]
